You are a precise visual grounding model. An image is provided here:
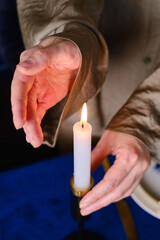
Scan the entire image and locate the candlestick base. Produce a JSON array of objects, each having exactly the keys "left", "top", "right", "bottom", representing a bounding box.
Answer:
[
  {"left": 64, "top": 231, "right": 104, "bottom": 240},
  {"left": 64, "top": 176, "right": 104, "bottom": 240},
  {"left": 70, "top": 175, "right": 94, "bottom": 222}
]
